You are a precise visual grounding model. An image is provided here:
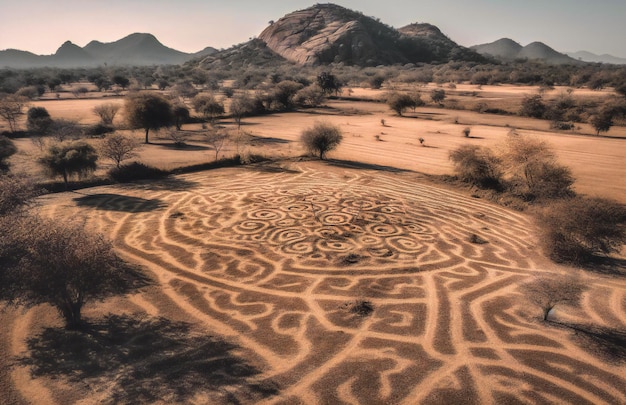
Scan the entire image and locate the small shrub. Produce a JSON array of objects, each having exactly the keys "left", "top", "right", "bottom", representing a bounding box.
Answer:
[
  {"left": 108, "top": 162, "right": 169, "bottom": 183},
  {"left": 86, "top": 124, "right": 115, "bottom": 137}
]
